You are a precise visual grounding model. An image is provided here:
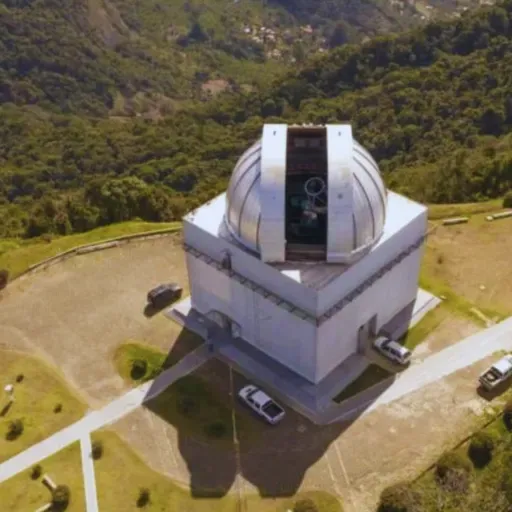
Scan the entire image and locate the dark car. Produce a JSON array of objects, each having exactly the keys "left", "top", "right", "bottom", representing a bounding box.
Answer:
[{"left": 147, "top": 283, "right": 183, "bottom": 309}]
